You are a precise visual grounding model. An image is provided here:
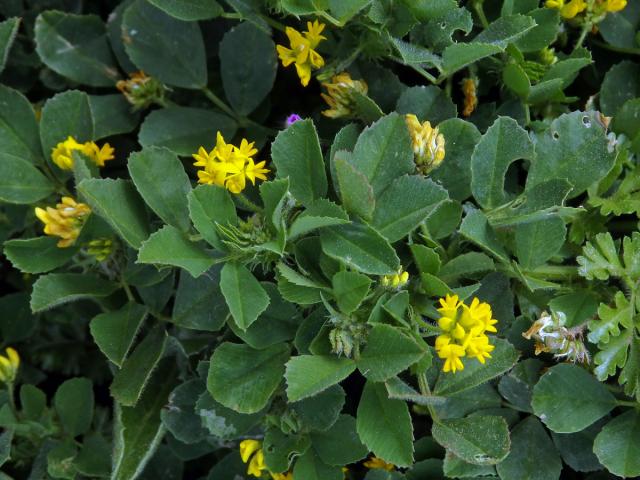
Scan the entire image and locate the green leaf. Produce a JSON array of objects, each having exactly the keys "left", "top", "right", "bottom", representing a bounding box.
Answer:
[
  {"left": 90, "top": 302, "right": 148, "bottom": 367},
  {"left": 35, "top": 11, "right": 119, "bottom": 87},
  {"left": 590, "top": 291, "right": 634, "bottom": 346},
  {"left": 385, "top": 376, "right": 444, "bottom": 406},
  {"left": 332, "top": 271, "right": 371, "bottom": 314},
  {"left": 311, "top": 414, "right": 369, "bottom": 466},
  {"left": 188, "top": 184, "right": 238, "bottom": 250},
  {"left": 20, "top": 385, "right": 46, "bottom": 421},
  {"left": 620, "top": 336, "right": 640, "bottom": 399},
  {"left": 471, "top": 116, "right": 535, "bottom": 209},
  {"left": 526, "top": 111, "right": 616, "bottom": 197},
  {"left": 372, "top": 175, "right": 448, "bottom": 242},
  {"left": 138, "top": 225, "right": 214, "bottom": 277},
  {"left": 293, "top": 449, "right": 344, "bottom": 480},
  {"left": 220, "top": 22, "right": 277, "bottom": 115},
  {"left": 0, "top": 17, "right": 19, "bottom": 75},
  {"left": 357, "top": 380, "right": 414, "bottom": 467},
  {"left": 147, "top": 0, "right": 223, "bottom": 20},
  {"left": 334, "top": 152, "right": 375, "bottom": 220},
  {"left": 289, "top": 199, "right": 349, "bottom": 240},
  {"left": 432, "top": 416, "right": 509, "bottom": 465},
  {"left": 514, "top": 8, "right": 559, "bottom": 52},
  {"left": 0, "top": 85, "right": 42, "bottom": 165},
  {"left": 439, "top": 252, "right": 495, "bottom": 284},
  {"left": 351, "top": 91, "right": 385, "bottom": 124},
  {"left": 291, "top": 384, "right": 345, "bottom": 432},
  {"left": 349, "top": 113, "right": 414, "bottom": 196},
  {"left": 123, "top": 0, "right": 207, "bottom": 88},
  {"left": 40, "top": 90, "right": 94, "bottom": 161},
  {"left": 260, "top": 178, "right": 290, "bottom": 233},
  {"left": 272, "top": 119, "right": 327, "bottom": 205},
  {"left": 54, "top": 378, "right": 94, "bottom": 438},
  {"left": 390, "top": 37, "right": 443, "bottom": 69},
  {"left": 473, "top": 14, "right": 536, "bottom": 48},
  {"left": 0, "top": 154, "right": 54, "bottom": 204},
  {"left": 502, "top": 63, "right": 530, "bottom": 98},
  {"left": 220, "top": 262, "right": 270, "bottom": 330},
  {"left": 47, "top": 440, "right": 78, "bottom": 479},
  {"left": 443, "top": 453, "right": 496, "bottom": 479},
  {"left": 434, "top": 338, "right": 519, "bottom": 396},
  {"left": 320, "top": 223, "right": 400, "bottom": 275},
  {"left": 459, "top": 209, "right": 509, "bottom": 261},
  {"left": 593, "top": 409, "right": 640, "bottom": 478},
  {"left": 196, "top": 392, "right": 262, "bottom": 440},
  {"left": 430, "top": 118, "right": 481, "bottom": 201},
  {"left": 515, "top": 216, "right": 566, "bottom": 269},
  {"left": 89, "top": 95, "right": 139, "bottom": 140},
  {"left": 357, "top": 324, "right": 425, "bottom": 382},
  {"left": 285, "top": 355, "right": 356, "bottom": 402},
  {"left": 577, "top": 232, "right": 623, "bottom": 281},
  {"left": 207, "top": 342, "right": 289, "bottom": 413},
  {"left": 548, "top": 291, "right": 599, "bottom": 328},
  {"left": 496, "top": 416, "right": 562, "bottom": 480},
  {"left": 532, "top": 363, "right": 616, "bottom": 433},
  {"left": 442, "top": 43, "right": 503, "bottom": 75},
  {"left": 593, "top": 328, "right": 633, "bottom": 383},
  {"left": 0, "top": 428, "right": 12, "bottom": 467},
  {"left": 78, "top": 178, "right": 150, "bottom": 249},
  {"left": 138, "top": 106, "right": 237, "bottom": 156},
  {"left": 551, "top": 422, "right": 605, "bottom": 473},
  {"left": 172, "top": 267, "right": 228, "bottom": 332},
  {"left": 30, "top": 273, "right": 118, "bottom": 313},
  {"left": 112, "top": 358, "right": 178, "bottom": 480},
  {"left": 329, "top": 0, "right": 371, "bottom": 22},
  {"left": 161, "top": 380, "right": 208, "bottom": 444},
  {"left": 128, "top": 147, "right": 192, "bottom": 231},
  {"left": 396, "top": 86, "right": 456, "bottom": 124},
  {"left": 497, "top": 359, "right": 543, "bottom": 413},
  {"left": 599, "top": 1, "right": 640, "bottom": 49},
  {"left": 74, "top": 434, "right": 111, "bottom": 478},
  {"left": 110, "top": 326, "right": 168, "bottom": 407},
  {"left": 263, "top": 427, "right": 311, "bottom": 473}
]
